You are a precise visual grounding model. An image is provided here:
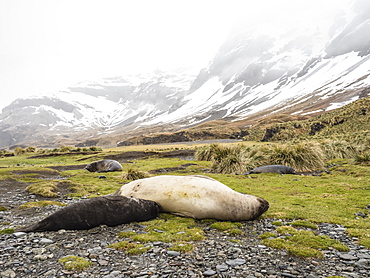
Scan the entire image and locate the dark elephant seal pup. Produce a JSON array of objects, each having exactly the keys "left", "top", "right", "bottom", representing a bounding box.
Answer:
[
  {"left": 85, "top": 159, "right": 123, "bottom": 172},
  {"left": 113, "top": 175, "right": 269, "bottom": 221},
  {"left": 244, "top": 165, "right": 296, "bottom": 175},
  {"left": 15, "top": 195, "right": 160, "bottom": 232}
]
